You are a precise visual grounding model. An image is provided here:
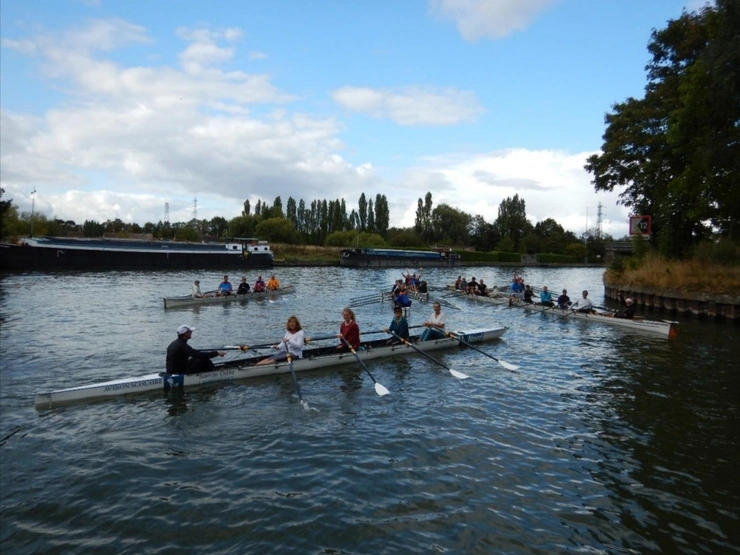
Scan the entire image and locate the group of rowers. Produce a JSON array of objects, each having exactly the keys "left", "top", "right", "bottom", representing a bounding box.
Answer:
[
  {"left": 191, "top": 274, "right": 281, "bottom": 298},
  {"left": 455, "top": 273, "right": 635, "bottom": 319},
  {"left": 165, "top": 300, "right": 446, "bottom": 375}
]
